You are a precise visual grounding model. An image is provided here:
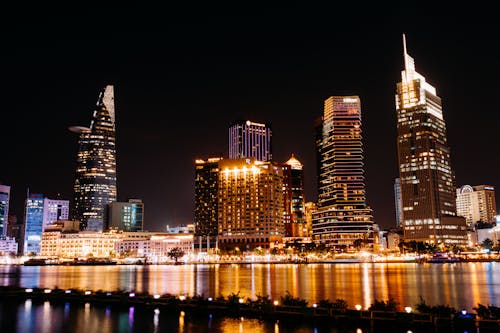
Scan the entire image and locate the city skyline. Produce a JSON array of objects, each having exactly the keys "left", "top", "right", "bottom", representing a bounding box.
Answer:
[{"left": 2, "top": 5, "right": 499, "bottom": 231}]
